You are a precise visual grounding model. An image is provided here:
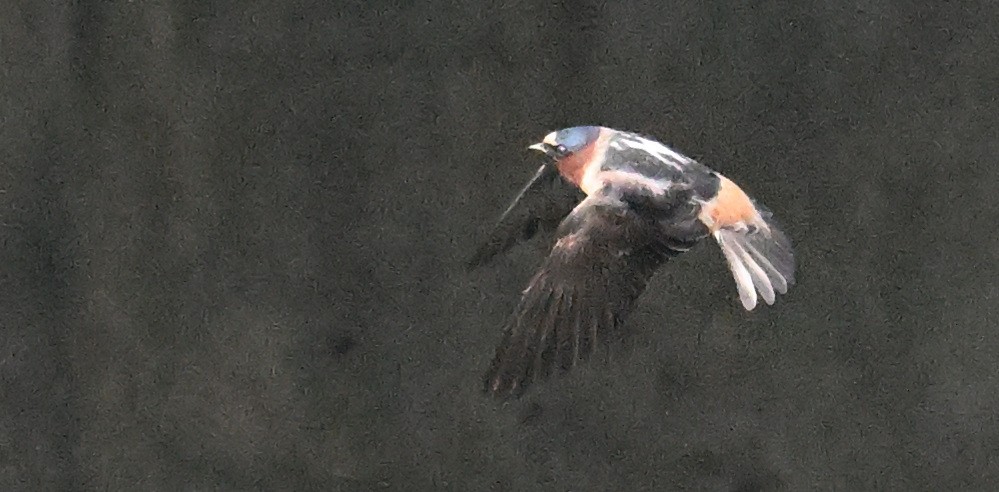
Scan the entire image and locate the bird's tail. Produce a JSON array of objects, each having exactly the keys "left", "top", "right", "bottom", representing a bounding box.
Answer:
[{"left": 713, "top": 202, "right": 795, "bottom": 311}]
